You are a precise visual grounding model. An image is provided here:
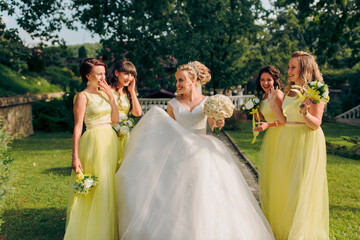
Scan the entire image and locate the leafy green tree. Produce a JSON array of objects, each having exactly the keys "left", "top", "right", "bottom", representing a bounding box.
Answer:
[
  {"left": 0, "top": 17, "right": 30, "bottom": 72},
  {"left": 78, "top": 45, "right": 87, "bottom": 58}
]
